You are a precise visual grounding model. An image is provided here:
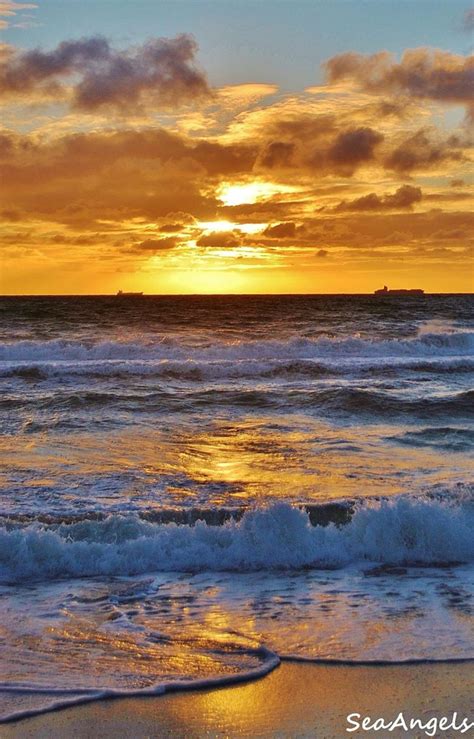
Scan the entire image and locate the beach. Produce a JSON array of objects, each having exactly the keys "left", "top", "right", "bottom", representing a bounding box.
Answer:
[{"left": 2, "top": 662, "right": 473, "bottom": 738}]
